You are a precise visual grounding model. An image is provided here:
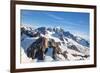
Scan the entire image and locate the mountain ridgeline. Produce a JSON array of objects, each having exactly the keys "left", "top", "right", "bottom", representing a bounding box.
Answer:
[{"left": 36, "top": 27, "right": 89, "bottom": 47}]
